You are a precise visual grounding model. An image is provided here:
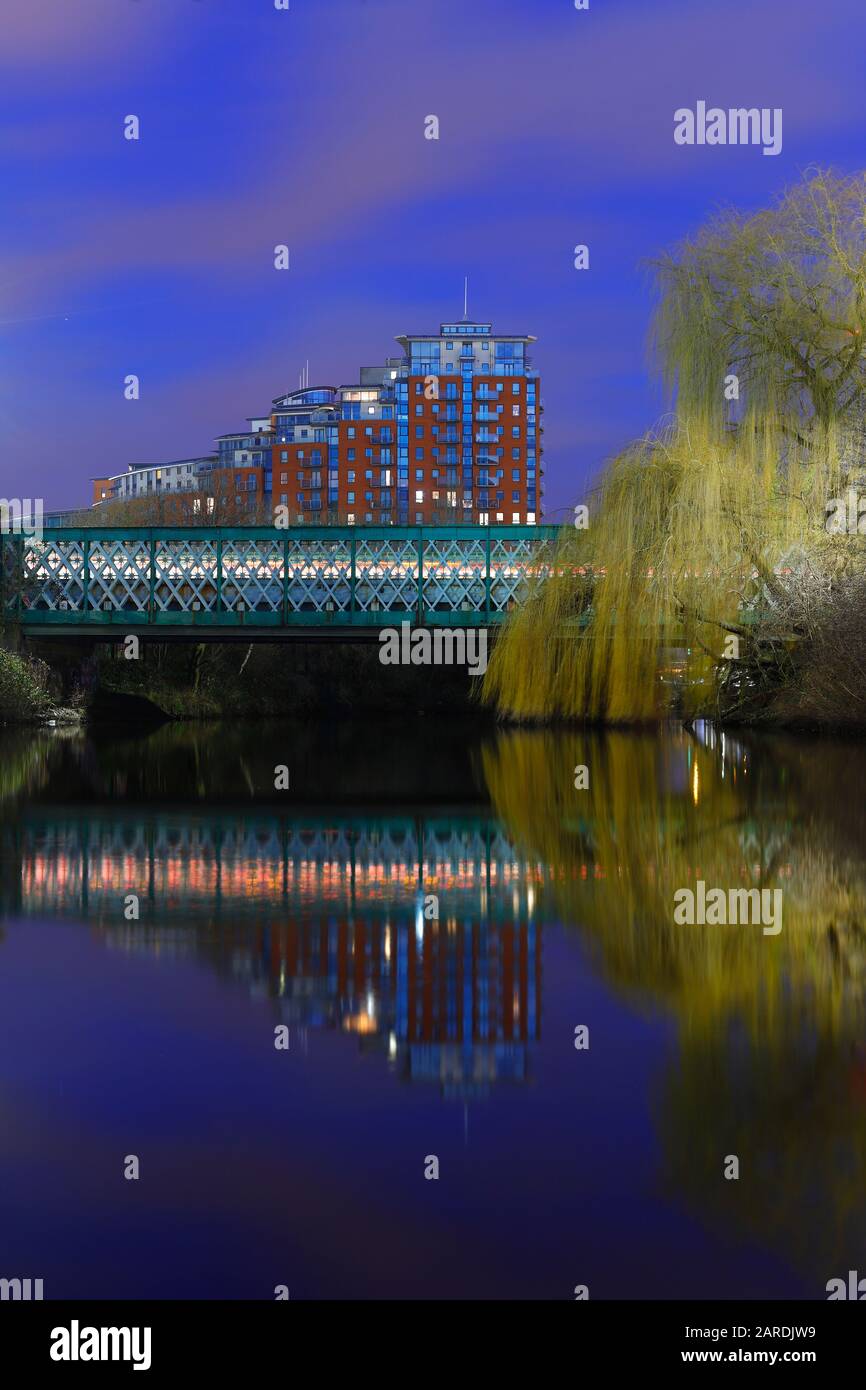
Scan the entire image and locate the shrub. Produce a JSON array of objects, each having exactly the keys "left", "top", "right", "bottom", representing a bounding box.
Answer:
[{"left": 0, "top": 648, "right": 52, "bottom": 720}]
